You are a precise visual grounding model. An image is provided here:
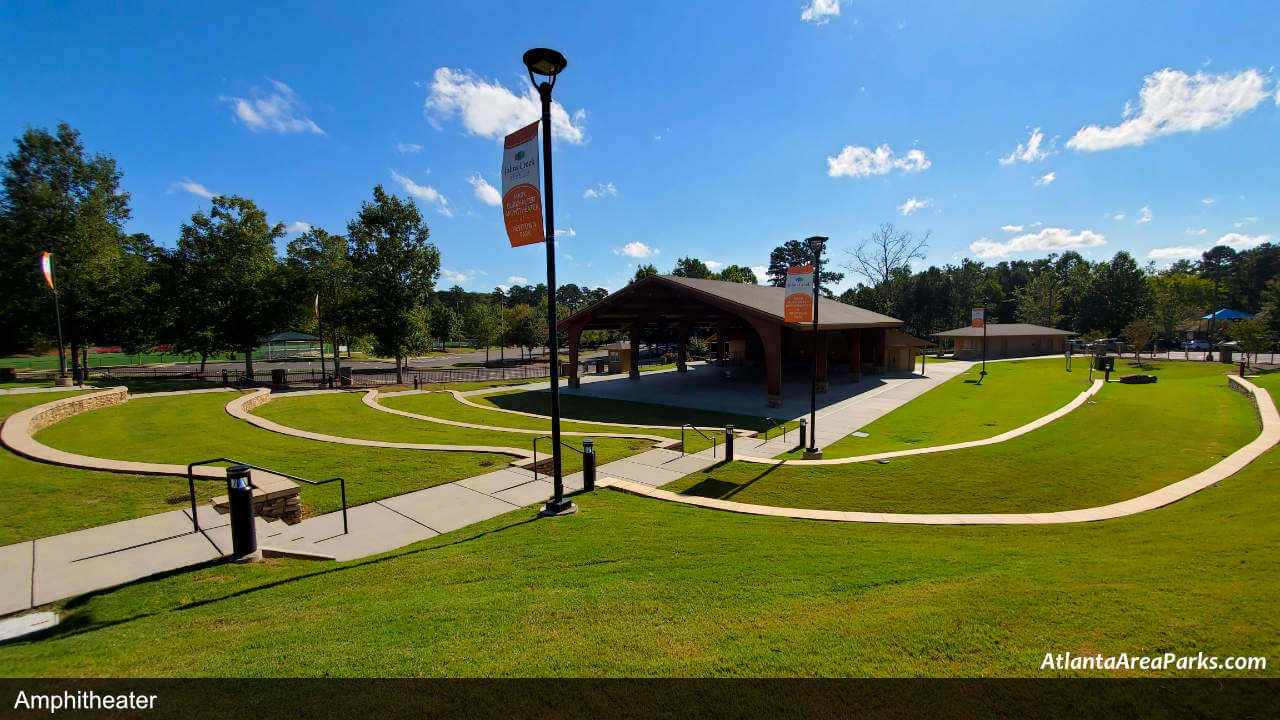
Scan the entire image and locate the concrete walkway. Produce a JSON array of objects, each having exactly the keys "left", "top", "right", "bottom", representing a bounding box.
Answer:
[{"left": 0, "top": 444, "right": 725, "bottom": 615}]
